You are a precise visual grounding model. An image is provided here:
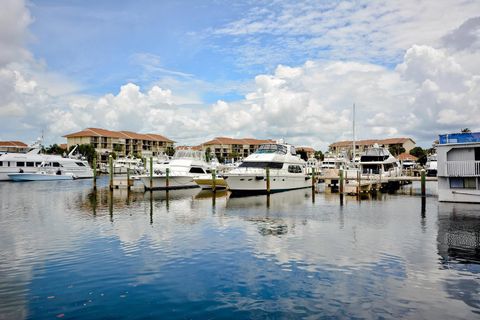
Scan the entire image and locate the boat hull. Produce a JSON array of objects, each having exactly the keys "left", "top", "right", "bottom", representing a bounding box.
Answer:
[
  {"left": 140, "top": 175, "right": 199, "bottom": 190},
  {"left": 8, "top": 173, "right": 74, "bottom": 181},
  {"left": 224, "top": 174, "right": 311, "bottom": 194},
  {"left": 193, "top": 177, "right": 228, "bottom": 189}
]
